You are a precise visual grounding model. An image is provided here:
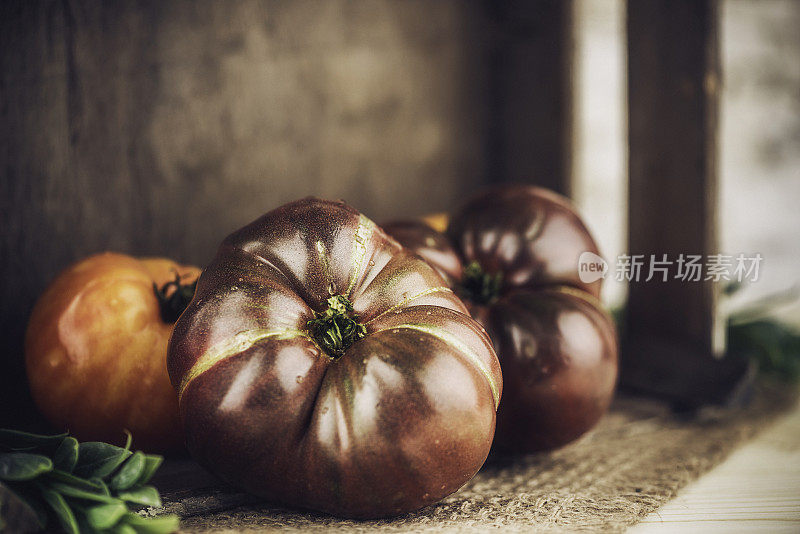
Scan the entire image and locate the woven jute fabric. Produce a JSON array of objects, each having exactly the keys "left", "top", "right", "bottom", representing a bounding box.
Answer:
[{"left": 166, "top": 382, "right": 797, "bottom": 533}]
